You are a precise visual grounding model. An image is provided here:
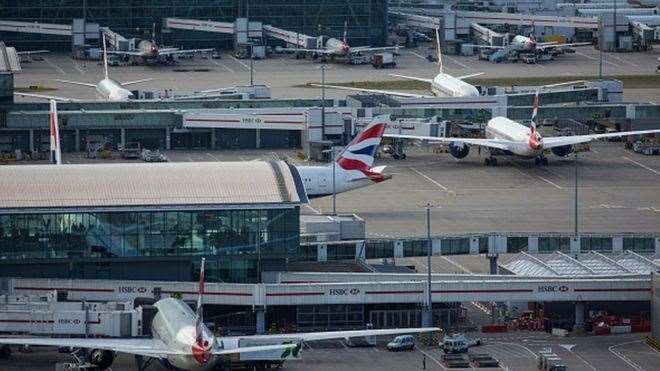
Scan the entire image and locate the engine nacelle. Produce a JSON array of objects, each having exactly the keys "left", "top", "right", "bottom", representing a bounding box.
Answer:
[
  {"left": 449, "top": 142, "right": 470, "bottom": 159},
  {"left": 381, "top": 144, "right": 394, "bottom": 154},
  {"left": 88, "top": 349, "right": 115, "bottom": 370},
  {"left": 551, "top": 145, "right": 573, "bottom": 157}
]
